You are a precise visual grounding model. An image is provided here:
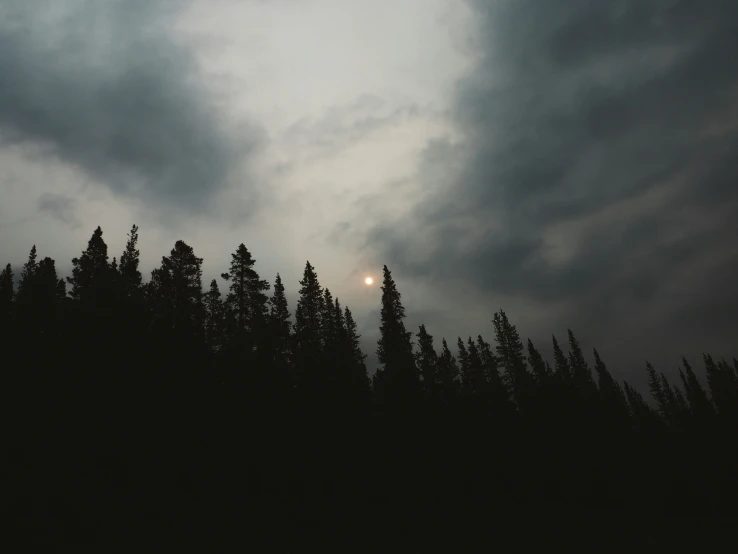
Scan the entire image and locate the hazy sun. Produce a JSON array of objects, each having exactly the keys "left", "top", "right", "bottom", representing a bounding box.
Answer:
[{"left": 364, "top": 277, "right": 373, "bottom": 285}]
